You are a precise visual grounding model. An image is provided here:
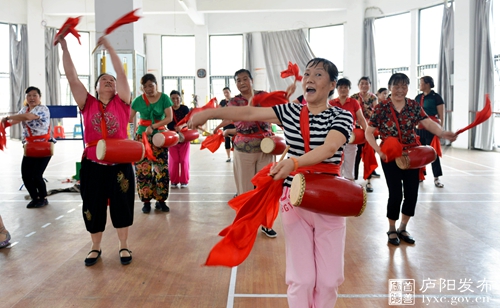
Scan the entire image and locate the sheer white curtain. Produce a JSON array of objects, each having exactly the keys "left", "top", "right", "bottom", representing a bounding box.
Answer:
[
  {"left": 437, "top": 2, "right": 454, "bottom": 143},
  {"left": 363, "top": 18, "right": 378, "bottom": 92},
  {"left": 9, "top": 24, "right": 28, "bottom": 140},
  {"left": 261, "top": 29, "right": 315, "bottom": 96},
  {"left": 472, "top": 0, "right": 495, "bottom": 150}
]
